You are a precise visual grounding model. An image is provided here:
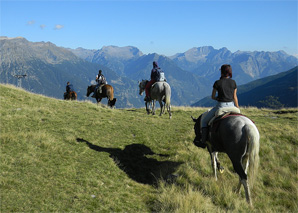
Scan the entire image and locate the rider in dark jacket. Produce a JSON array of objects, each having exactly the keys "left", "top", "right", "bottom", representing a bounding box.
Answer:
[
  {"left": 64, "top": 82, "right": 74, "bottom": 99},
  {"left": 66, "top": 82, "right": 74, "bottom": 93},
  {"left": 145, "top": 61, "right": 161, "bottom": 101}
]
